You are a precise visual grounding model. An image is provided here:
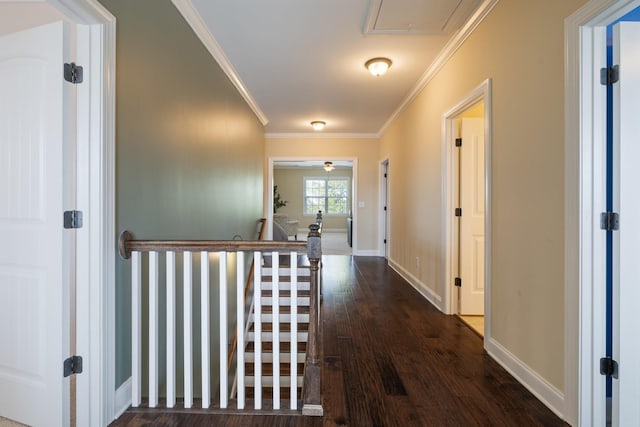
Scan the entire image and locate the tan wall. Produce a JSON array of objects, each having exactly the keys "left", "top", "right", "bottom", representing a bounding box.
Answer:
[
  {"left": 266, "top": 138, "right": 380, "bottom": 253},
  {"left": 274, "top": 167, "right": 353, "bottom": 231},
  {"left": 380, "top": 0, "right": 587, "bottom": 391}
]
